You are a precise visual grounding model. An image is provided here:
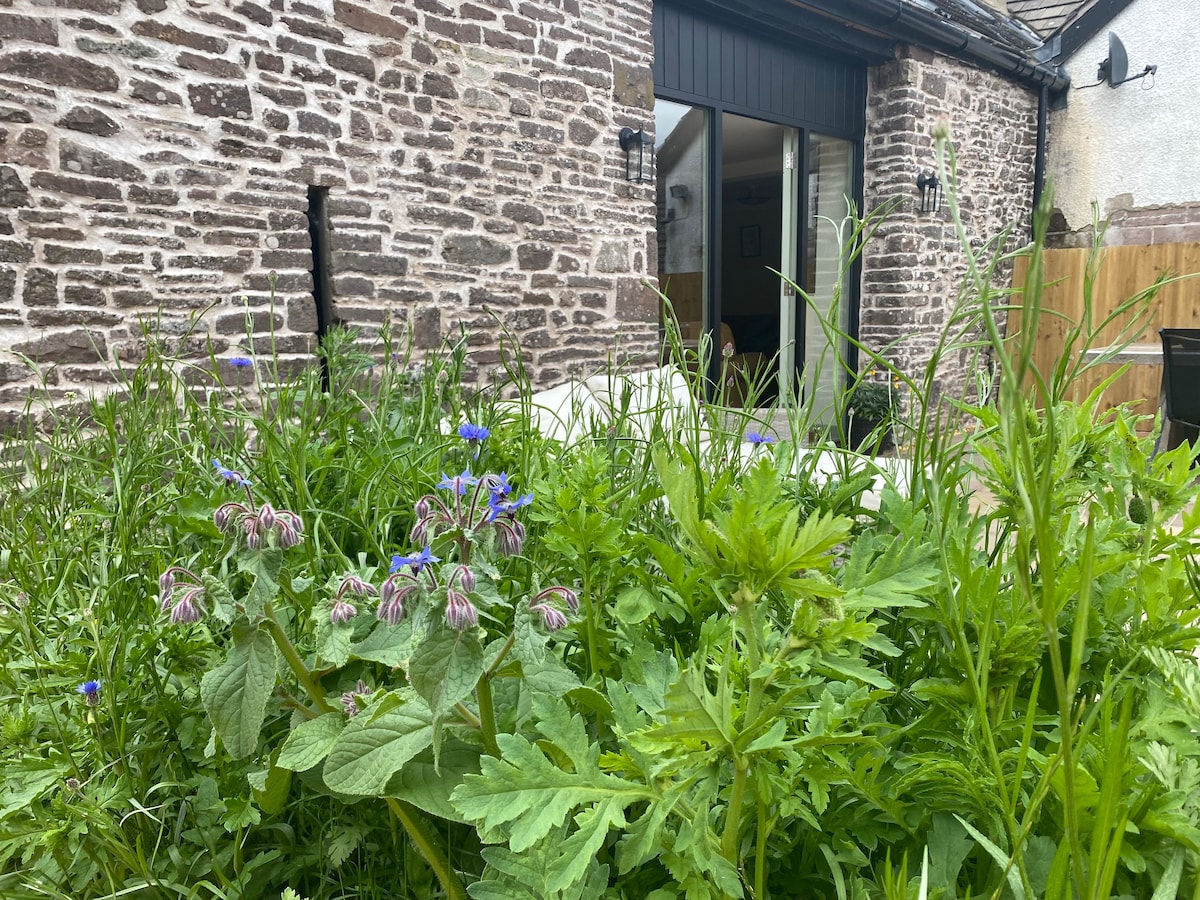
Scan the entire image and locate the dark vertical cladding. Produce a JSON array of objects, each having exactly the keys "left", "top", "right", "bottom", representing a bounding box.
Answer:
[
  {"left": 652, "top": 2, "right": 867, "bottom": 140},
  {"left": 306, "top": 185, "right": 334, "bottom": 389}
]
